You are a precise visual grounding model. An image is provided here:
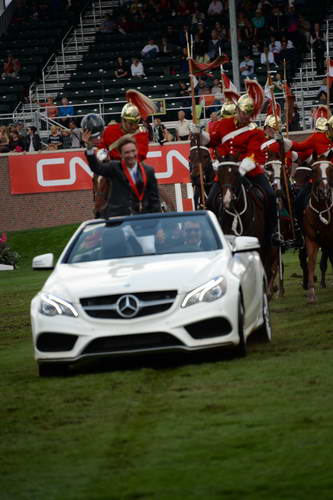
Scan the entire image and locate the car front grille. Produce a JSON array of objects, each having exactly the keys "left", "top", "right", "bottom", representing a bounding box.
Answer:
[
  {"left": 82, "top": 332, "right": 184, "bottom": 354},
  {"left": 80, "top": 290, "right": 177, "bottom": 319}
]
